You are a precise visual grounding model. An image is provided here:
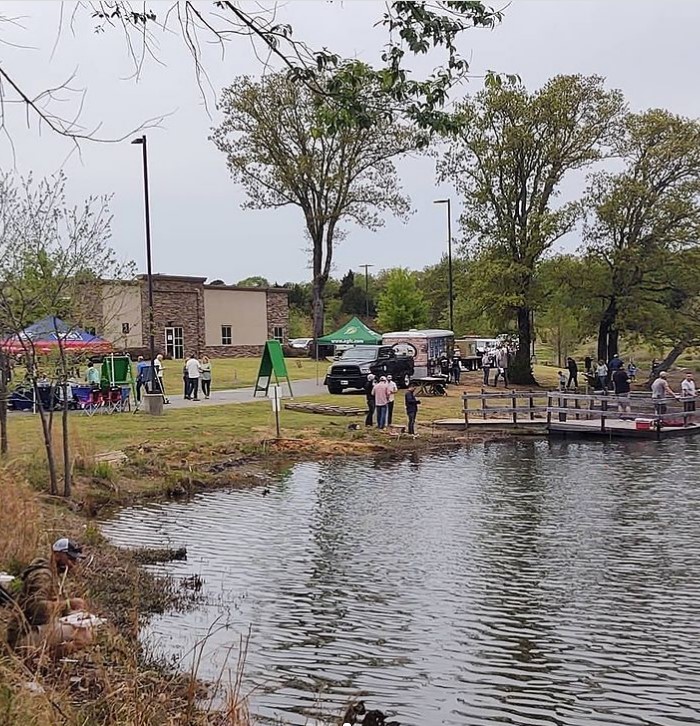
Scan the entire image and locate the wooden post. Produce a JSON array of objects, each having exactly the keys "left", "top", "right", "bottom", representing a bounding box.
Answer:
[
  {"left": 529, "top": 390, "right": 534, "bottom": 421},
  {"left": 464, "top": 394, "right": 469, "bottom": 430},
  {"left": 481, "top": 387, "right": 486, "bottom": 420},
  {"left": 575, "top": 396, "right": 580, "bottom": 421},
  {"left": 601, "top": 390, "right": 608, "bottom": 434},
  {"left": 512, "top": 390, "right": 517, "bottom": 424},
  {"left": 547, "top": 392, "right": 552, "bottom": 427}
]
